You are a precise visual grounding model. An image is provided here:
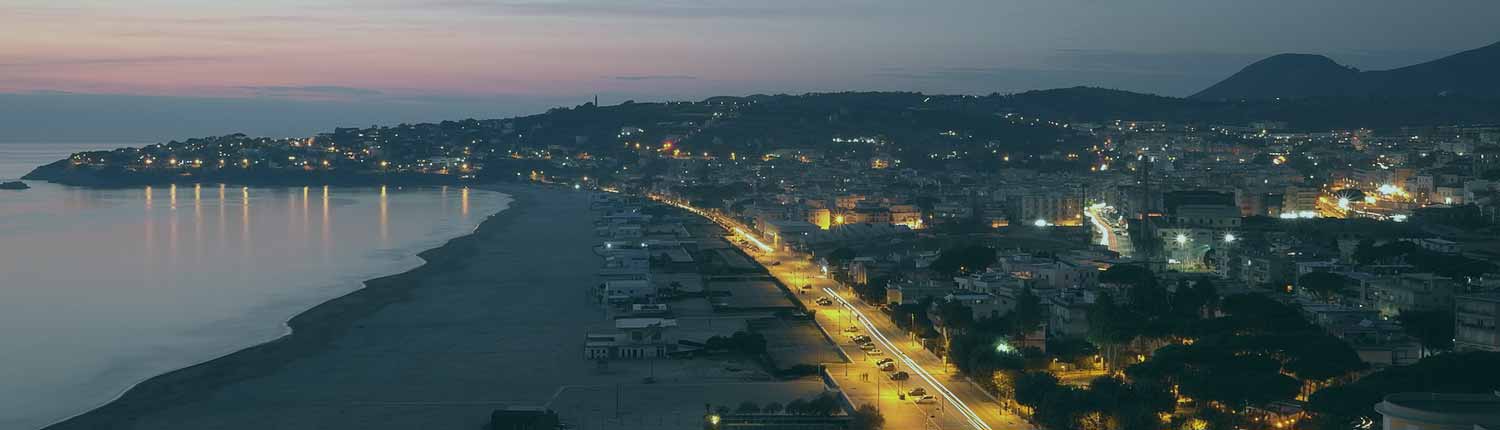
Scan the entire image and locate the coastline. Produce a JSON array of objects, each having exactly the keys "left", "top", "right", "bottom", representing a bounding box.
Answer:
[{"left": 41, "top": 183, "right": 537, "bottom": 430}]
